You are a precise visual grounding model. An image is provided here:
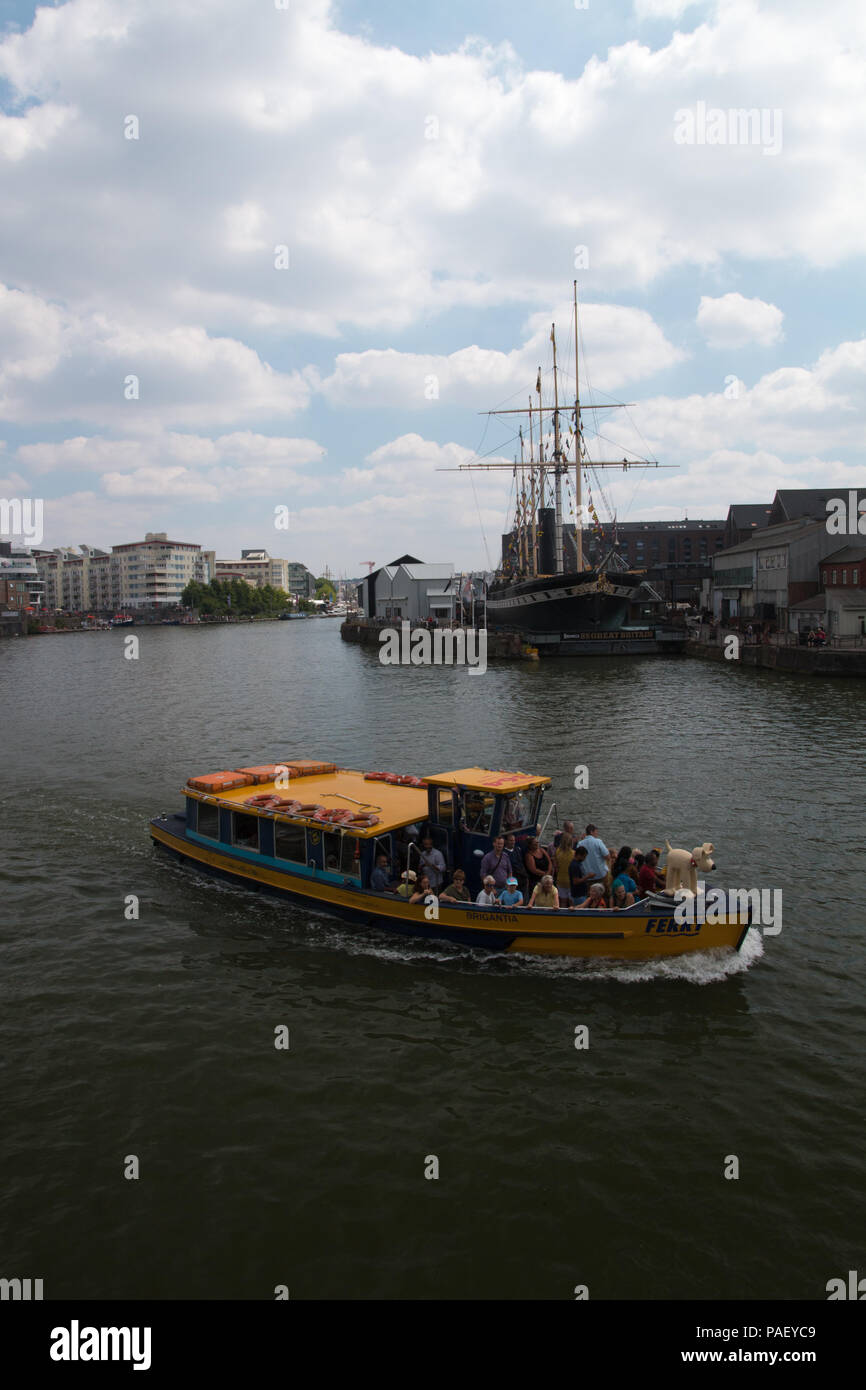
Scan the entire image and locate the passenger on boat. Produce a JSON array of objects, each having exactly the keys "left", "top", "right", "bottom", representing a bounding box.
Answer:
[
  {"left": 611, "top": 847, "right": 638, "bottom": 899},
  {"left": 528, "top": 875, "right": 559, "bottom": 909},
  {"left": 524, "top": 837, "right": 553, "bottom": 891},
  {"left": 440, "top": 868, "right": 470, "bottom": 903},
  {"left": 395, "top": 869, "right": 417, "bottom": 898},
  {"left": 480, "top": 835, "right": 512, "bottom": 890},
  {"left": 476, "top": 876, "right": 499, "bottom": 906},
  {"left": 578, "top": 825, "right": 609, "bottom": 885},
  {"left": 553, "top": 819, "right": 575, "bottom": 850},
  {"left": 503, "top": 833, "right": 527, "bottom": 896},
  {"left": 637, "top": 849, "right": 666, "bottom": 897},
  {"left": 553, "top": 832, "right": 575, "bottom": 905},
  {"left": 611, "top": 883, "right": 635, "bottom": 909},
  {"left": 575, "top": 883, "right": 609, "bottom": 909},
  {"left": 568, "top": 845, "right": 593, "bottom": 902},
  {"left": 409, "top": 874, "right": 435, "bottom": 905},
  {"left": 498, "top": 877, "right": 524, "bottom": 908},
  {"left": 370, "top": 853, "right": 392, "bottom": 893},
  {"left": 418, "top": 835, "right": 447, "bottom": 892}
]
